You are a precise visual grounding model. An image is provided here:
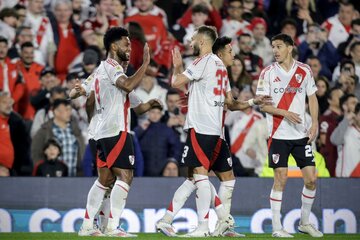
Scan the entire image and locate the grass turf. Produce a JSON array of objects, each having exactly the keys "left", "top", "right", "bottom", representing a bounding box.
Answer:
[{"left": 0, "top": 233, "right": 359, "bottom": 240}]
